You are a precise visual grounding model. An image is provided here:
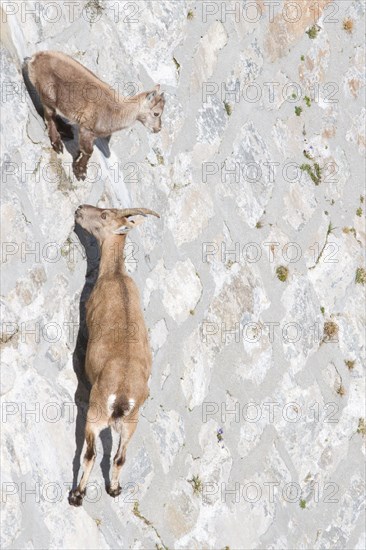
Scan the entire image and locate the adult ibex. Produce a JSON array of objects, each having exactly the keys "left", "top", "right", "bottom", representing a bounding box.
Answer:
[
  {"left": 27, "top": 51, "right": 165, "bottom": 180},
  {"left": 69, "top": 204, "right": 159, "bottom": 507}
]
